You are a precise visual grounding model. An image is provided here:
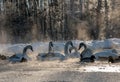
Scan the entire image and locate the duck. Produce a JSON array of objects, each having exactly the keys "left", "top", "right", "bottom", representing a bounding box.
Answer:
[
  {"left": 37, "top": 41, "right": 65, "bottom": 61},
  {"left": 9, "top": 45, "right": 33, "bottom": 63},
  {"left": 78, "top": 42, "right": 95, "bottom": 62}
]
